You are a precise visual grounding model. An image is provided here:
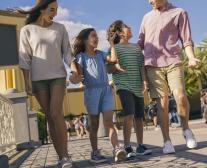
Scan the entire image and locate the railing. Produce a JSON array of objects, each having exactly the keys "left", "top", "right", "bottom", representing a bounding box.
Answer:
[{"left": 0, "top": 94, "right": 16, "bottom": 154}]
